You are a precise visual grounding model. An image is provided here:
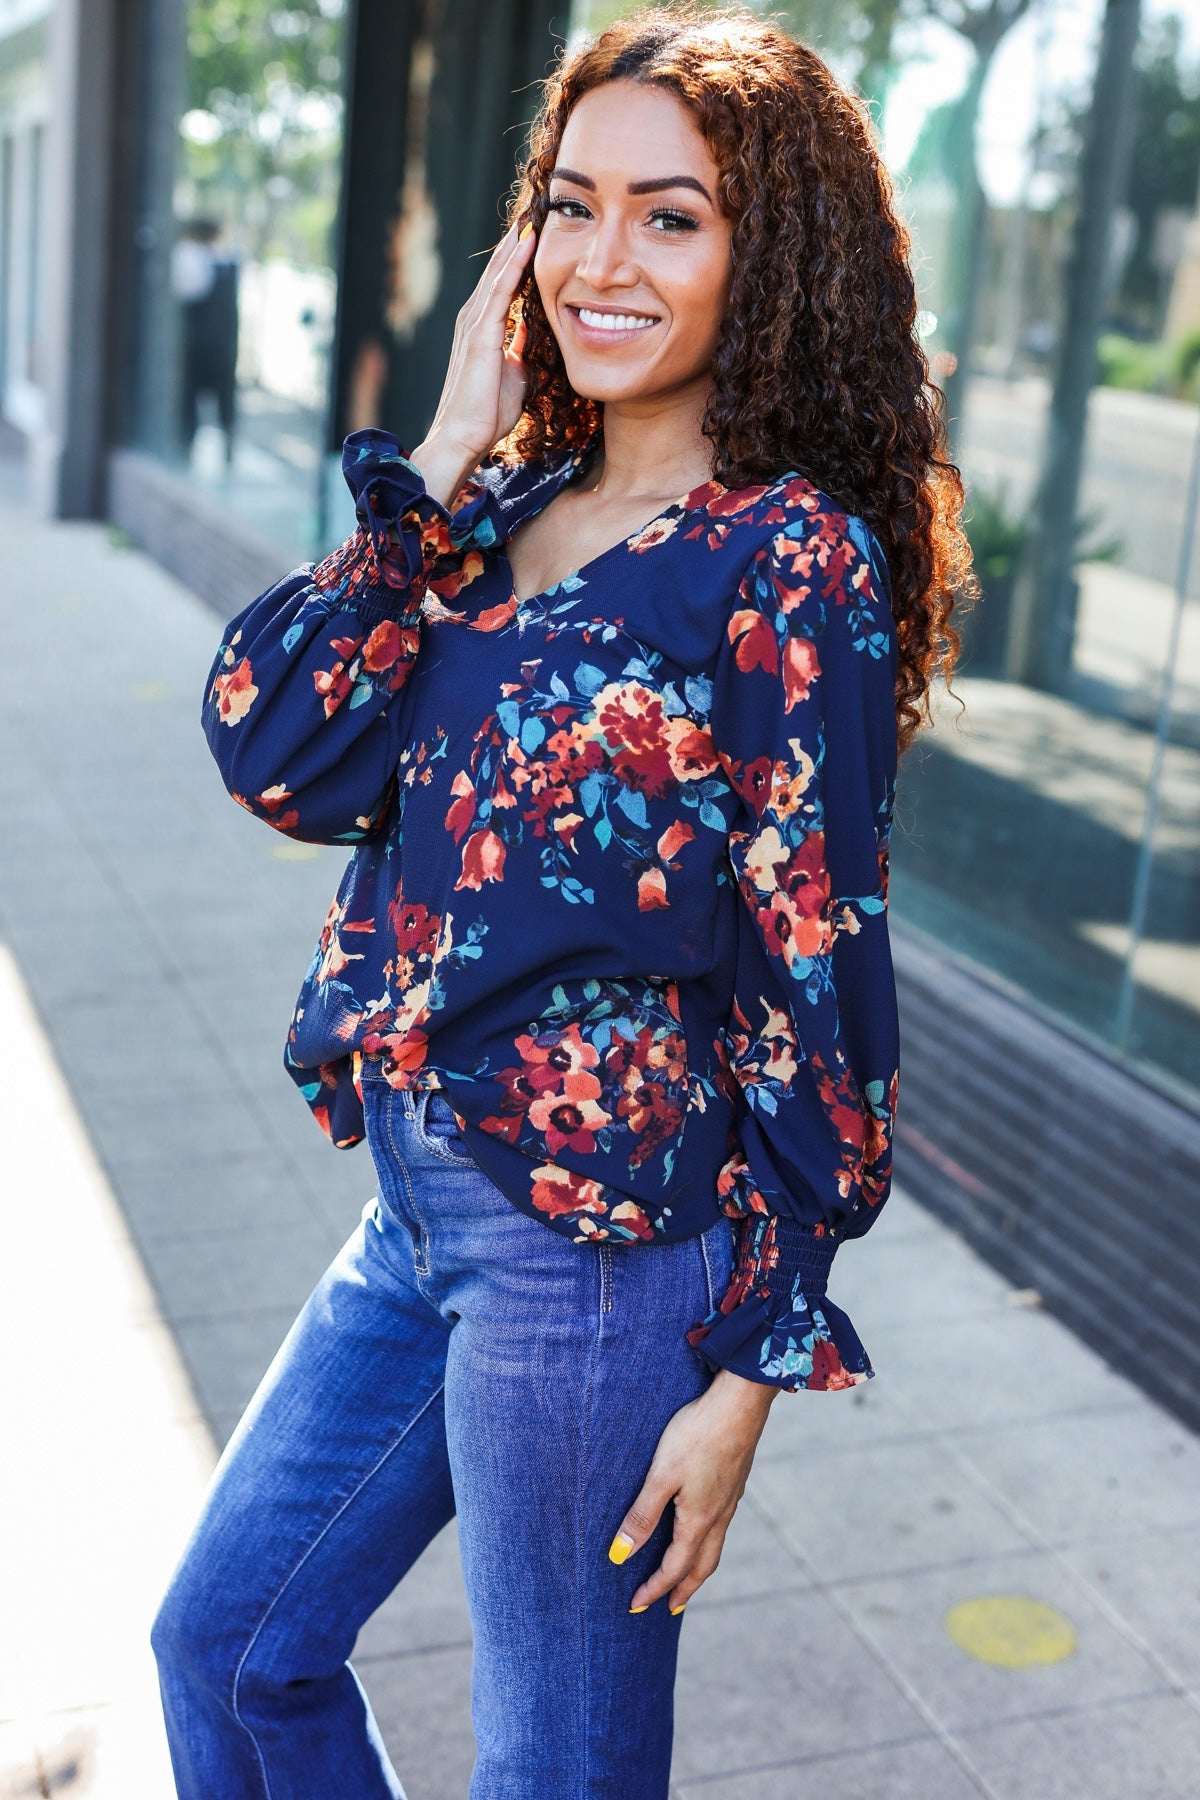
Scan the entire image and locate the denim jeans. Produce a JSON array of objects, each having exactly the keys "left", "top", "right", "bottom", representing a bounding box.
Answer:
[{"left": 151, "top": 1058, "right": 736, "bottom": 1799}]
